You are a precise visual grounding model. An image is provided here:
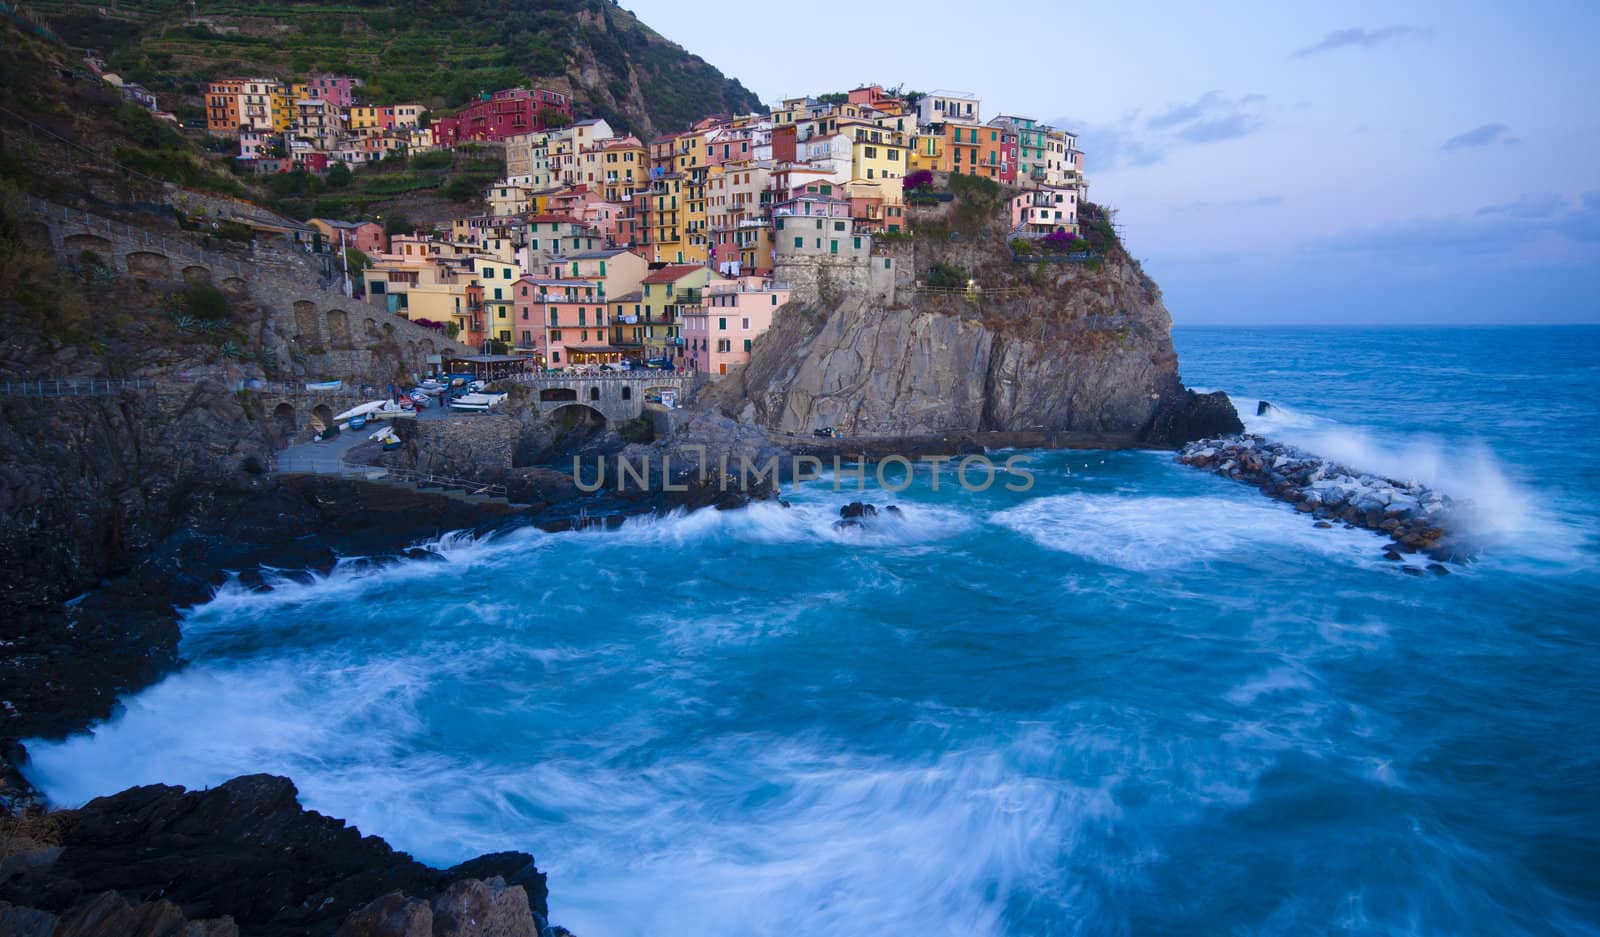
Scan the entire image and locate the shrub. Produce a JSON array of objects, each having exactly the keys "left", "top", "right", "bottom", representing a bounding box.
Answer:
[
  {"left": 926, "top": 261, "right": 968, "bottom": 290},
  {"left": 1009, "top": 238, "right": 1035, "bottom": 256},
  {"left": 1042, "top": 230, "right": 1081, "bottom": 253},
  {"left": 410, "top": 150, "right": 454, "bottom": 171},
  {"left": 618, "top": 416, "right": 654, "bottom": 444},
  {"left": 184, "top": 283, "right": 228, "bottom": 321},
  {"left": 326, "top": 162, "right": 352, "bottom": 188},
  {"left": 903, "top": 169, "right": 934, "bottom": 192}
]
